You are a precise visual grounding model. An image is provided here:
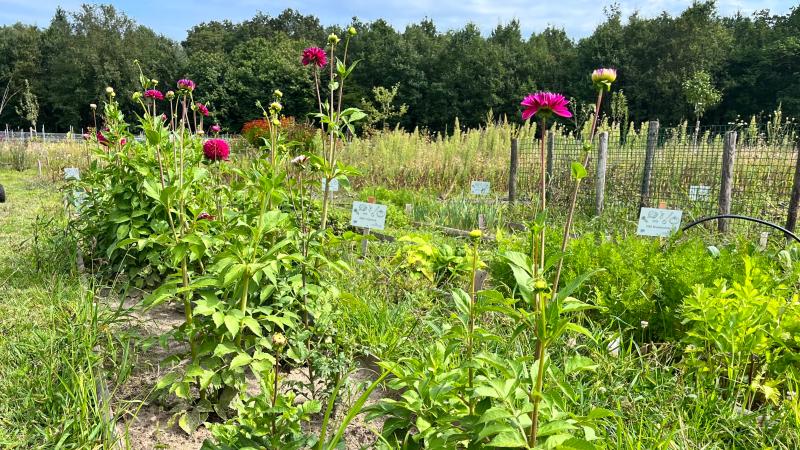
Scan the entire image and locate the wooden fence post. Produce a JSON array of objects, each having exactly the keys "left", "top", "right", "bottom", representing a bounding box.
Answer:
[
  {"left": 546, "top": 131, "right": 555, "bottom": 201},
  {"left": 508, "top": 138, "right": 518, "bottom": 202},
  {"left": 639, "top": 120, "right": 659, "bottom": 208},
  {"left": 786, "top": 142, "right": 800, "bottom": 232},
  {"left": 718, "top": 131, "right": 737, "bottom": 233},
  {"left": 595, "top": 131, "right": 609, "bottom": 216}
]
